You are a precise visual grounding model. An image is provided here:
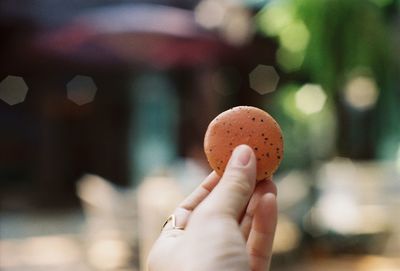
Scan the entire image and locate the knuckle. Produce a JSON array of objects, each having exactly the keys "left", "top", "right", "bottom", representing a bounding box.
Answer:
[
  {"left": 249, "top": 247, "right": 267, "bottom": 259},
  {"left": 223, "top": 170, "right": 252, "bottom": 194},
  {"left": 230, "top": 180, "right": 252, "bottom": 196}
]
